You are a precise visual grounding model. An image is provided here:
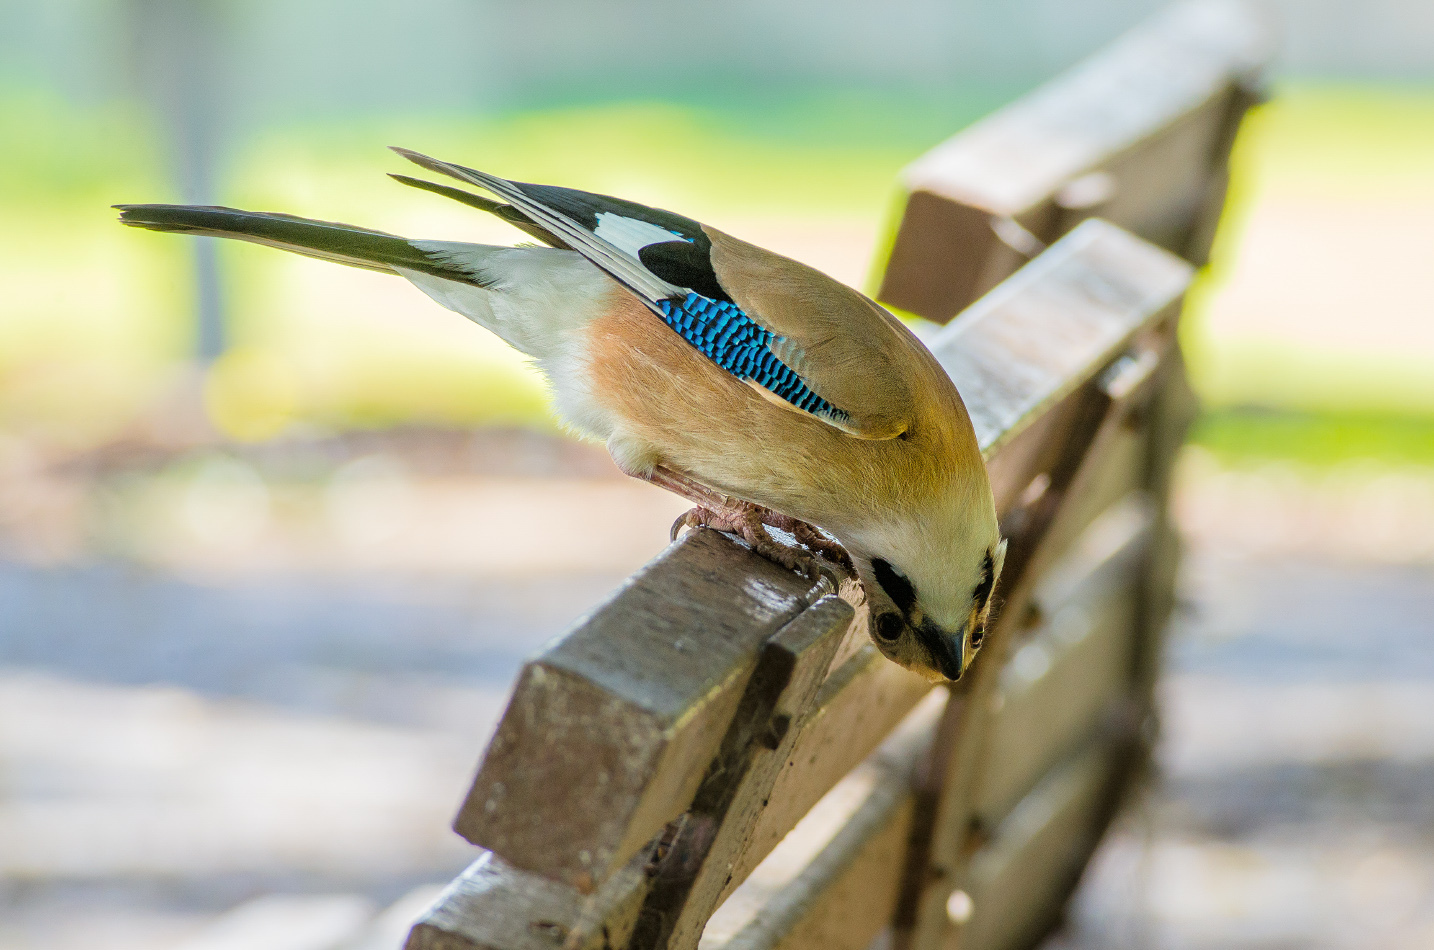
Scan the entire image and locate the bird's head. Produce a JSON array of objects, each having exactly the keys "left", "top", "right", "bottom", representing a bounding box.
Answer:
[{"left": 849, "top": 494, "right": 1006, "bottom": 683}]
